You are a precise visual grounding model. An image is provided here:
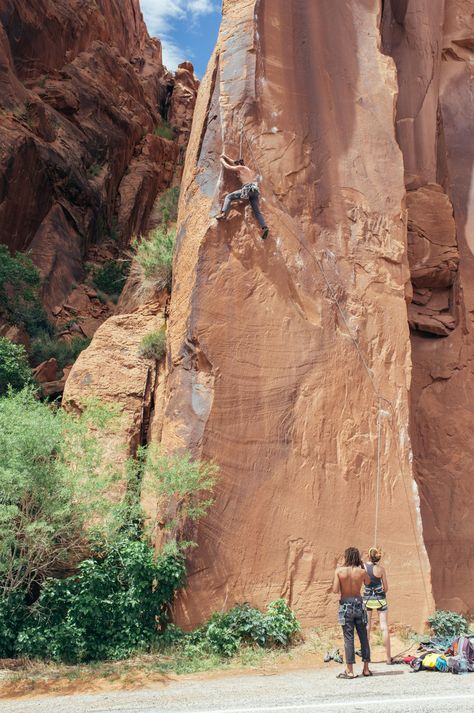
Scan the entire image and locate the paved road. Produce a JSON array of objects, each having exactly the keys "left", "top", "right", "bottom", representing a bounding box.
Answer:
[{"left": 2, "top": 665, "right": 474, "bottom": 713}]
